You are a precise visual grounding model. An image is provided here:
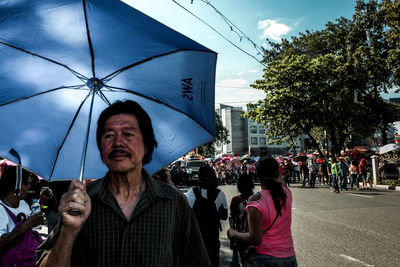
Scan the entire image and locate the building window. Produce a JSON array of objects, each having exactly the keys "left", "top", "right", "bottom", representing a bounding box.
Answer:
[
  {"left": 260, "top": 137, "right": 266, "bottom": 145},
  {"left": 250, "top": 125, "right": 257, "bottom": 134},
  {"left": 259, "top": 127, "right": 265, "bottom": 134},
  {"left": 251, "top": 137, "right": 258, "bottom": 145}
]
